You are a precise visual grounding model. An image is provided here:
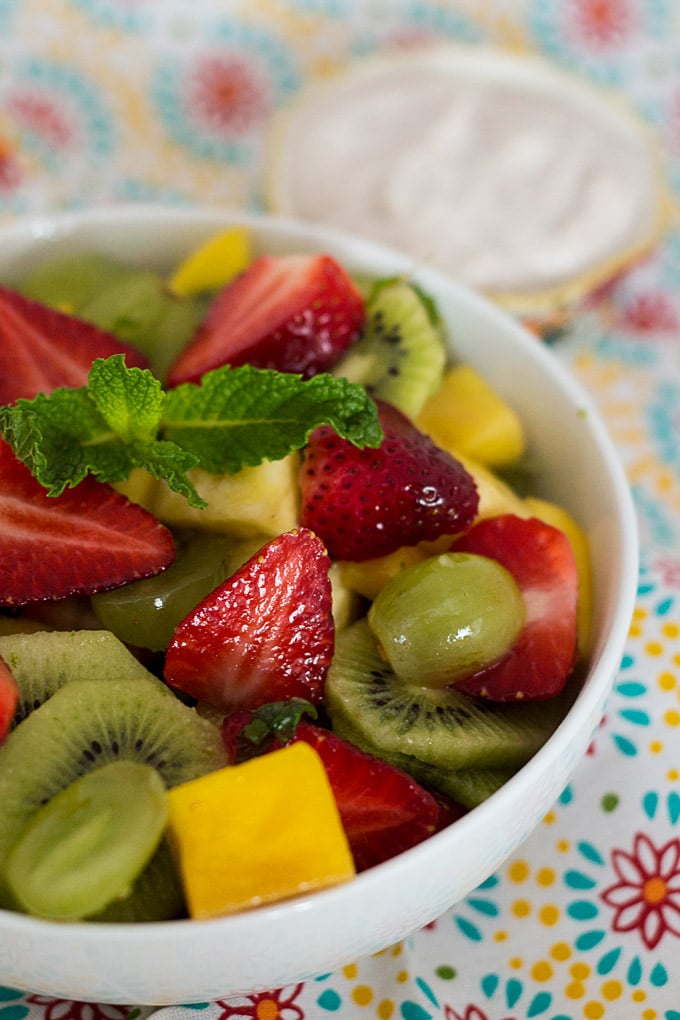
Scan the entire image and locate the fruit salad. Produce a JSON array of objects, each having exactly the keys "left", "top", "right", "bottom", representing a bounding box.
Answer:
[{"left": 0, "top": 225, "right": 591, "bottom": 924}]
